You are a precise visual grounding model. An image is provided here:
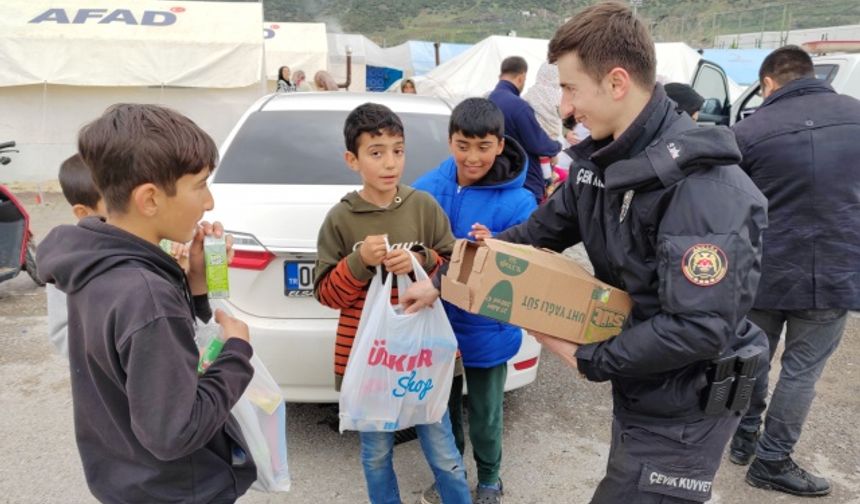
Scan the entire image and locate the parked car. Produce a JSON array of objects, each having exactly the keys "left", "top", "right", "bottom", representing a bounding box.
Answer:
[{"left": 206, "top": 92, "right": 541, "bottom": 402}]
